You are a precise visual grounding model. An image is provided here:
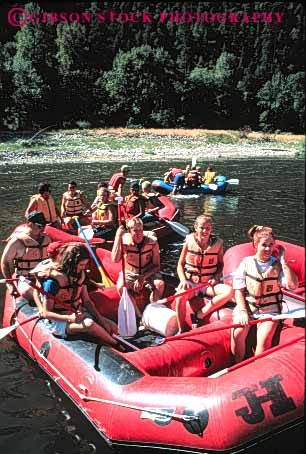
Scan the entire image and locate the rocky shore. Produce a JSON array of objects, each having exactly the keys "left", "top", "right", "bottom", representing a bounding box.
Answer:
[{"left": 0, "top": 130, "right": 302, "bottom": 164}]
